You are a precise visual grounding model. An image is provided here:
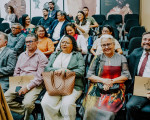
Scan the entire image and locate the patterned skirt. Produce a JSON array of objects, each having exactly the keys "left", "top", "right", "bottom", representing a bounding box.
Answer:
[{"left": 82, "top": 83, "right": 125, "bottom": 114}]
